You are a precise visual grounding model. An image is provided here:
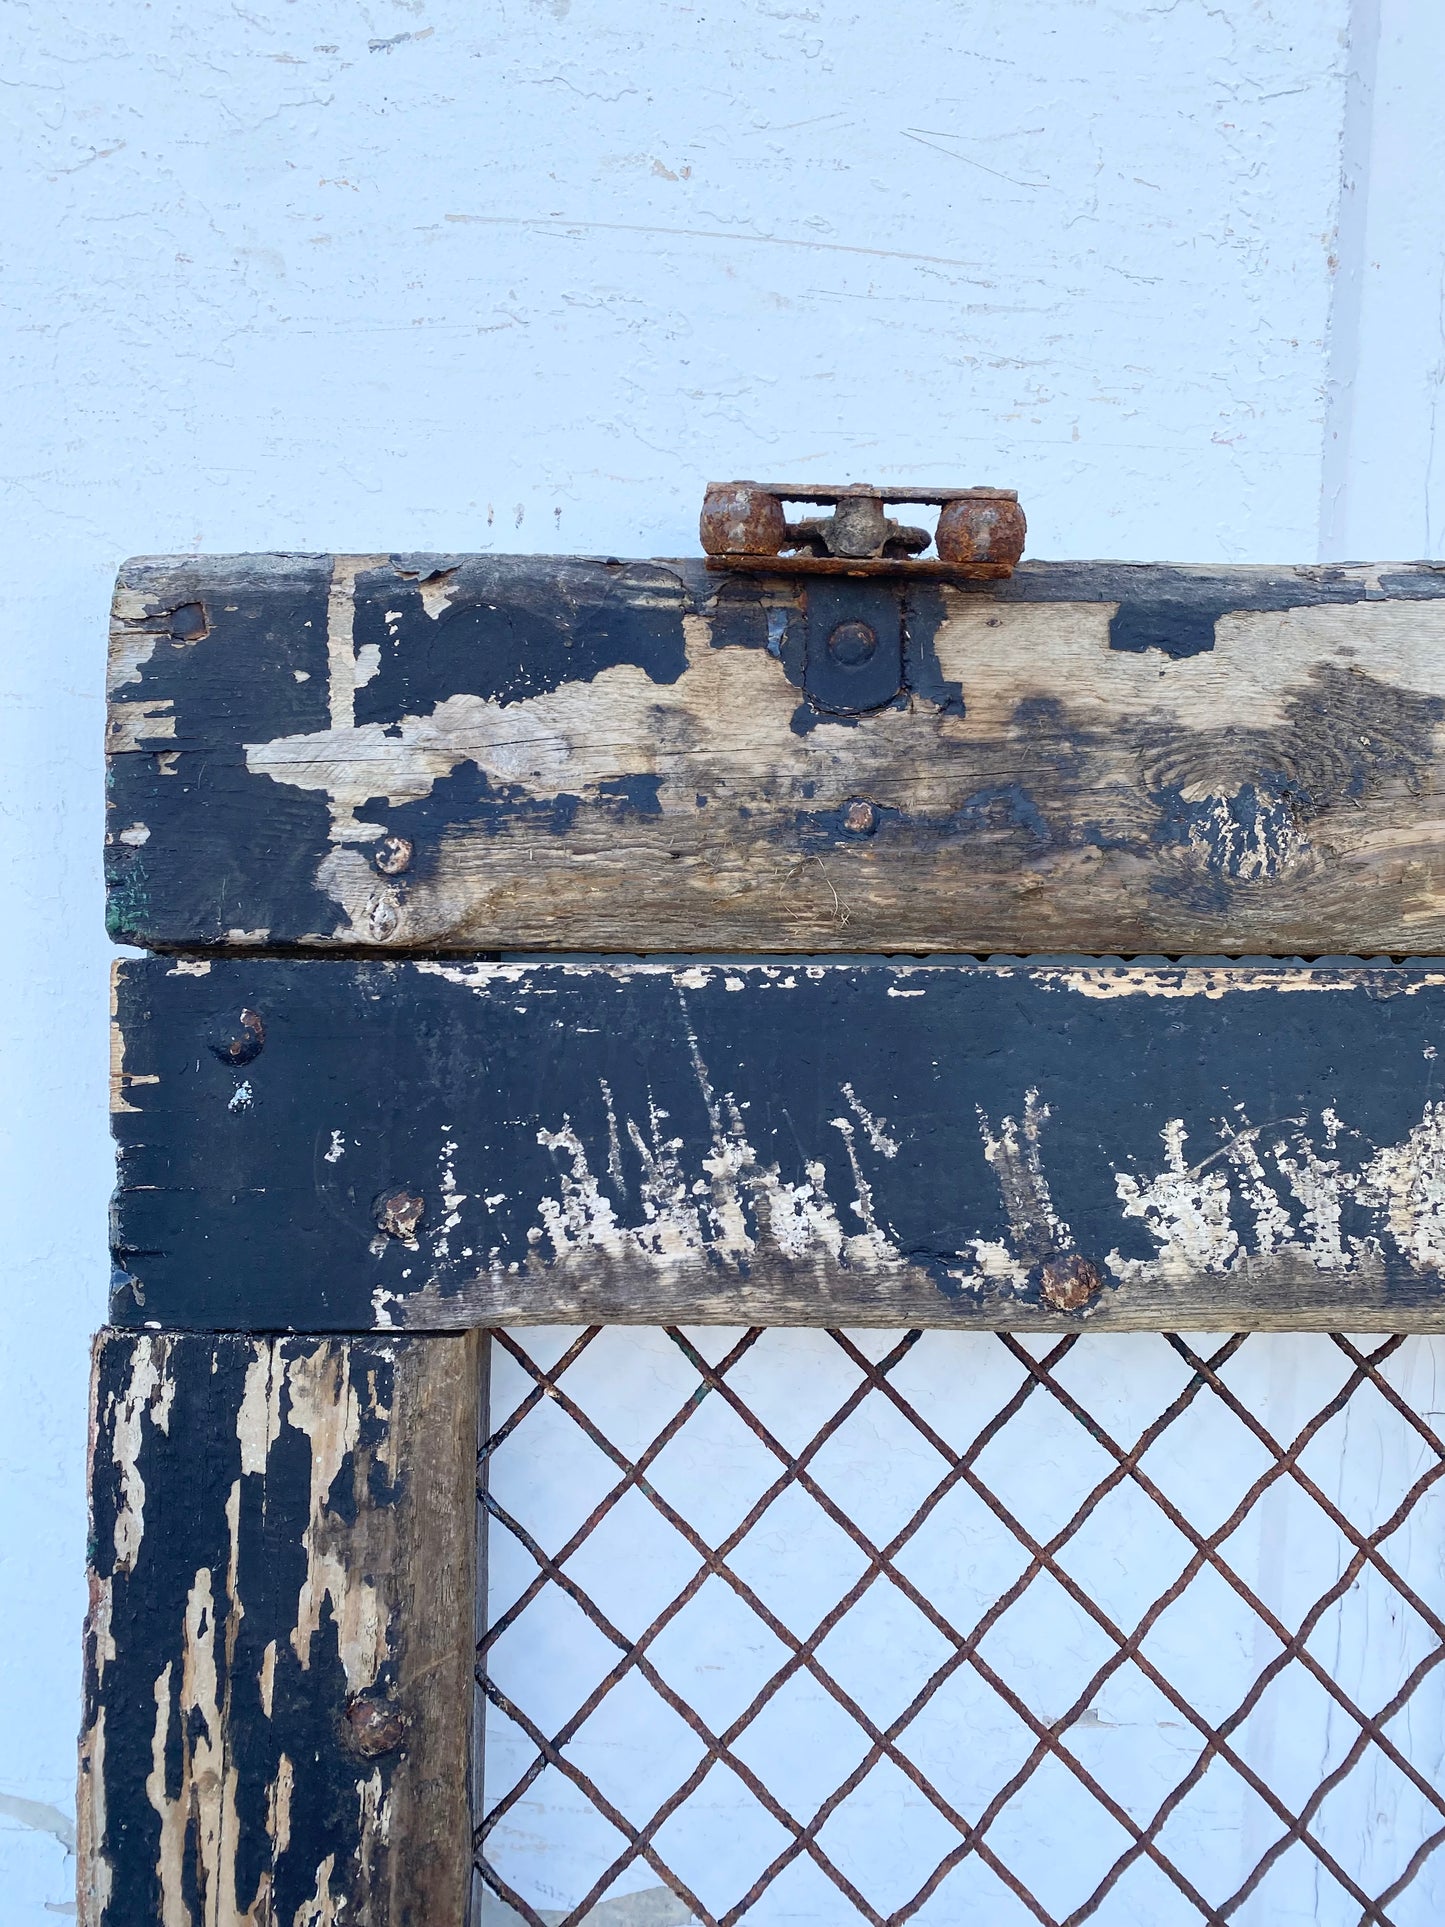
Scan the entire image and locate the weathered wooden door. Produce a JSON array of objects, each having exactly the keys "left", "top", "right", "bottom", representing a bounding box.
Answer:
[{"left": 86, "top": 551, "right": 1445, "bottom": 1923}]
